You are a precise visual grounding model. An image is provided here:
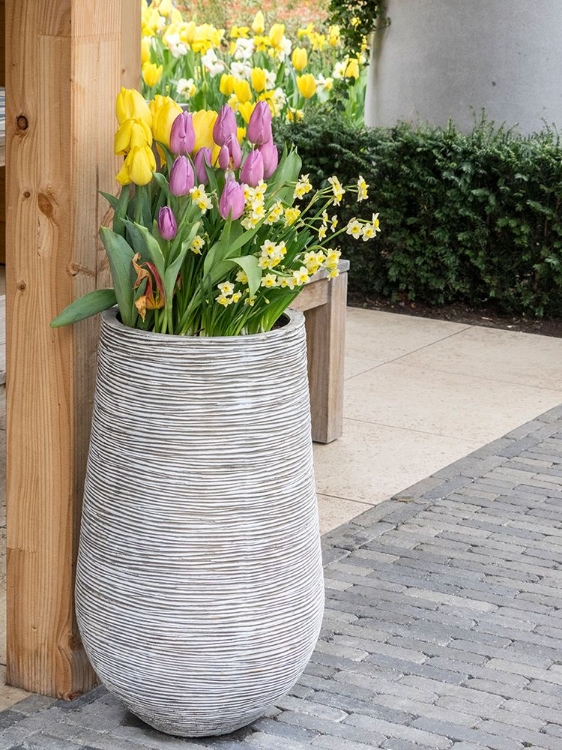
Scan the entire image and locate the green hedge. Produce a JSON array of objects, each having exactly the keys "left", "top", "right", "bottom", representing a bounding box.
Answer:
[{"left": 274, "top": 113, "right": 562, "bottom": 317}]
